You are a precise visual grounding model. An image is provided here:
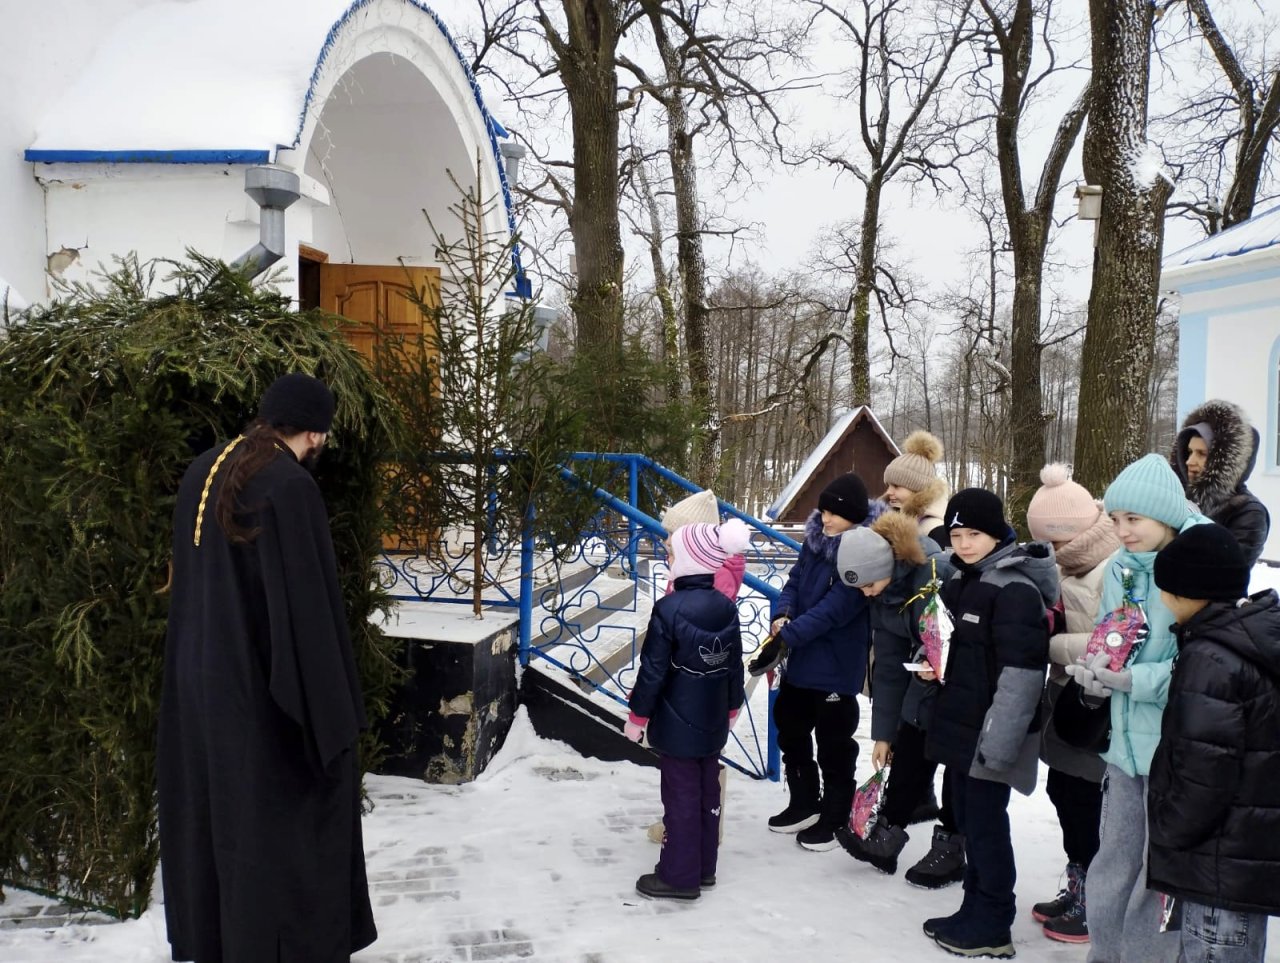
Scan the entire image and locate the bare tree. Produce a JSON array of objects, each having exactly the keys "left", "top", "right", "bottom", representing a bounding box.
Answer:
[
  {"left": 975, "top": 0, "right": 1090, "bottom": 527},
  {"left": 1073, "top": 0, "right": 1175, "bottom": 494},
  {"left": 805, "top": 0, "right": 980, "bottom": 407},
  {"left": 1159, "top": 0, "right": 1280, "bottom": 232}
]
